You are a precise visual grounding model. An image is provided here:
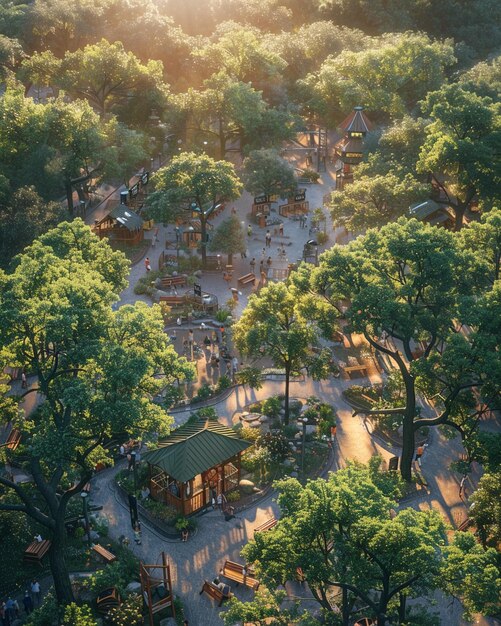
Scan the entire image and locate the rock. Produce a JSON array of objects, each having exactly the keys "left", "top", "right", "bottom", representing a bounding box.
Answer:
[
  {"left": 305, "top": 425, "right": 317, "bottom": 435},
  {"left": 279, "top": 409, "right": 286, "bottom": 416},
  {"left": 89, "top": 530, "right": 100, "bottom": 541},
  {"left": 239, "top": 479, "right": 255, "bottom": 494},
  {"left": 290, "top": 471, "right": 299, "bottom": 478},
  {"left": 290, "top": 446, "right": 297, "bottom": 453},
  {"left": 283, "top": 459, "right": 294, "bottom": 467},
  {"left": 294, "top": 432, "right": 302, "bottom": 440},
  {"left": 154, "top": 278, "right": 163, "bottom": 289},
  {"left": 290, "top": 399, "right": 303, "bottom": 411},
  {"left": 259, "top": 415, "right": 269, "bottom": 423},
  {"left": 194, "top": 270, "right": 202, "bottom": 278},
  {"left": 126, "top": 581, "right": 142, "bottom": 594}
]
